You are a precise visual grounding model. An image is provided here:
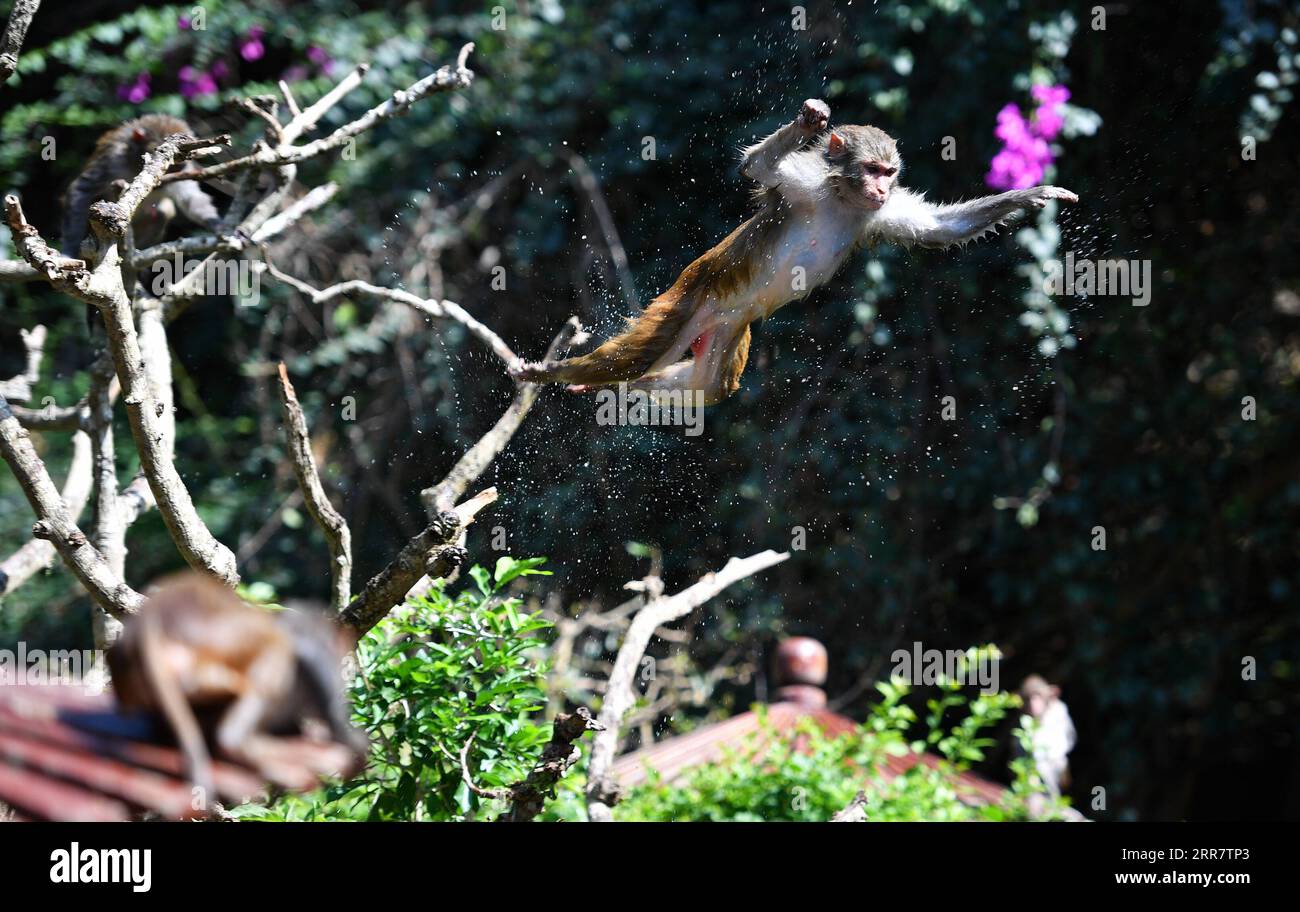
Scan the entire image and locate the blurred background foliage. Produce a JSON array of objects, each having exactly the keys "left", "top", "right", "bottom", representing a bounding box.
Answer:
[{"left": 0, "top": 0, "right": 1297, "bottom": 820}]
